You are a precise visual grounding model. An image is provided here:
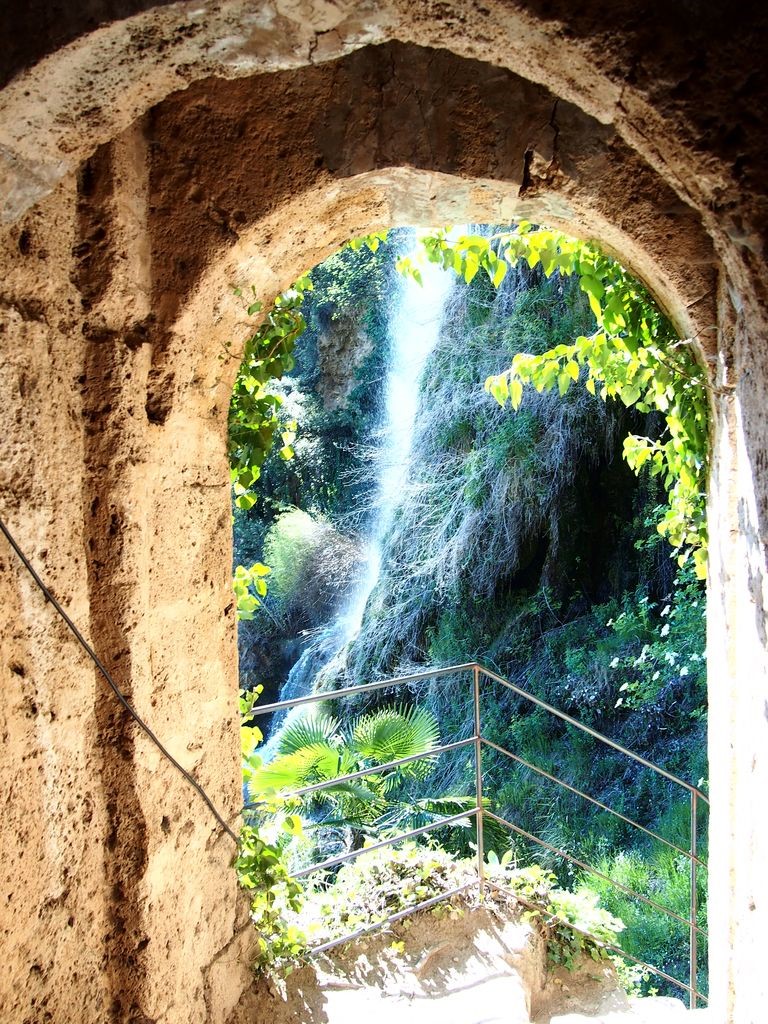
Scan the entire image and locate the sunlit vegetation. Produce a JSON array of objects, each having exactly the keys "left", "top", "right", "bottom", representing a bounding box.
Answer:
[{"left": 231, "top": 226, "right": 708, "bottom": 996}]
